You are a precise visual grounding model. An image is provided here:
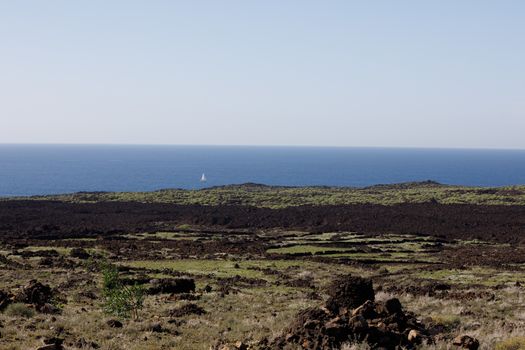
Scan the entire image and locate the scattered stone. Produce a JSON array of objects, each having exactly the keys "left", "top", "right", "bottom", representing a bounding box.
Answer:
[
  {"left": 452, "top": 334, "right": 480, "bottom": 349},
  {"left": 217, "top": 341, "right": 249, "bottom": 350},
  {"left": 387, "top": 282, "right": 451, "bottom": 297},
  {"left": 148, "top": 278, "right": 195, "bottom": 295},
  {"left": 75, "top": 338, "right": 100, "bottom": 349},
  {"left": 234, "top": 341, "right": 248, "bottom": 350},
  {"left": 43, "top": 337, "right": 64, "bottom": 346},
  {"left": 77, "top": 290, "right": 97, "bottom": 300},
  {"left": 37, "top": 345, "right": 62, "bottom": 350},
  {"left": 167, "top": 292, "right": 201, "bottom": 301},
  {"left": 39, "top": 257, "right": 54, "bottom": 267},
  {"left": 352, "top": 300, "right": 377, "bottom": 319},
  {"left": 149, "top": 323, "right": 163, "bottom": 333},
  {"left": 168, "top": 303, "right": 206, "bottom": 317},
  {"left": 13, "top": 280, "right": 53, "bottom": 309},
  {"left": 40, "top": 303, "right": 61, "bottom": 314},
  {"left": 106, "top": 319, "right": 123, "bottom": 328},
  {"left": 69, "top": 248, "right": 90, "bottom": 259},
  {"left": 167, "top": 319, "right": 186, "bottom": 326},
  {"left": 37, "top": 337, "right": 64, "bottom": 350},
  {"left": 0, "top": 290, "right": 11, "bottom": 311},
  {"left": 284, "top": 278, "right": 314, "bottom": 288},
  {"left": 408, "top": 329, "right": 422, "bottom": 344}
]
